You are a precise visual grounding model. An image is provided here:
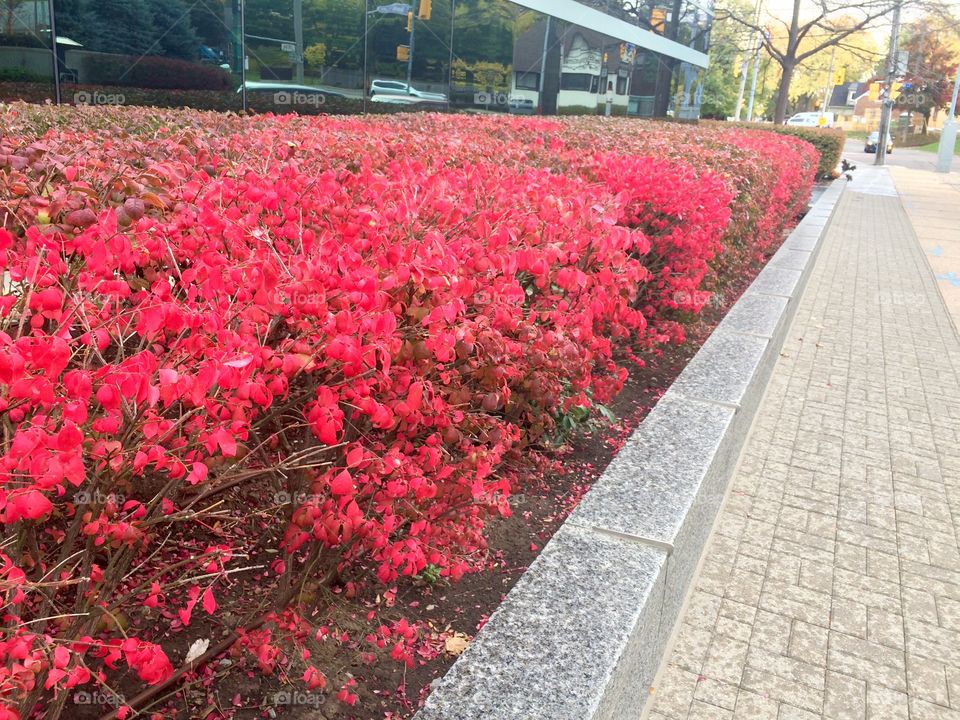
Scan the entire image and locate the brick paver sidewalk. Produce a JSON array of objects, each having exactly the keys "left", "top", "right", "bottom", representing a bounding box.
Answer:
[
  {"left": 645, "top": 169, "right": 960, "bottom": 720},
  {"left": 888, "top": 166, "right": 960, "bottom": 331}
]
